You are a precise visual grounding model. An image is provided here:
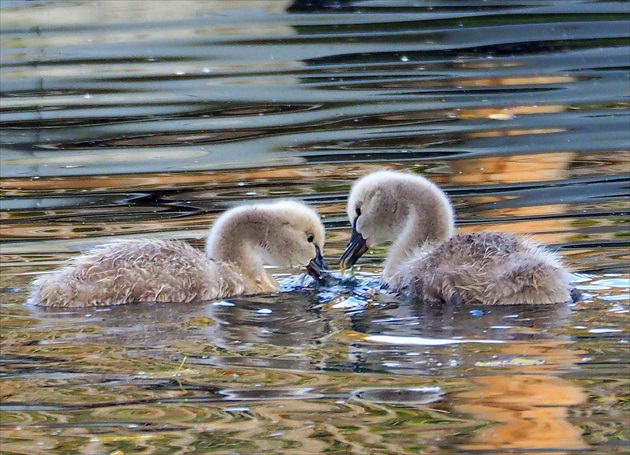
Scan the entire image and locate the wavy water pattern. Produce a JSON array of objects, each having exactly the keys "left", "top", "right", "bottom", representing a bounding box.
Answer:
[{"left": 1, "top": 1, "right": 629, "bottom": 454}]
